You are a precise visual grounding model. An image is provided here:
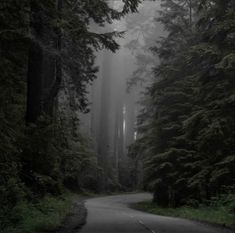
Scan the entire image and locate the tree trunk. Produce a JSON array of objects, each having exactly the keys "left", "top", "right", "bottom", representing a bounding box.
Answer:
[
  {"left": 189, "top": 0, "right": 192, "bottom": 29},
  {"left": 26, "top": 0, "right": 63, "bottom": 123},
  {"left": 42, "top": 0, "right": 63, "bottom": 117},
  {"left": 26, "top": 1, "right": 43, "bottom": 123},
  {"left": 97, "top": 50, "right": 112, "bottom": 192}
]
